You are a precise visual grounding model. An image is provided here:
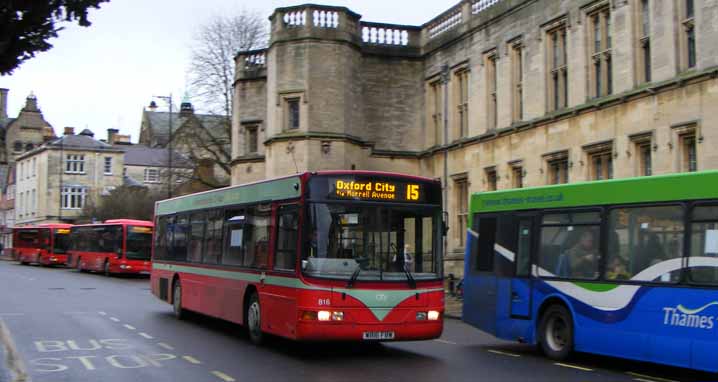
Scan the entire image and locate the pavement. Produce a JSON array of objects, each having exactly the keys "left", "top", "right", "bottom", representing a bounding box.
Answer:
[{"left": 444, "top": 293, "right": 463, "bottom": 319}]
